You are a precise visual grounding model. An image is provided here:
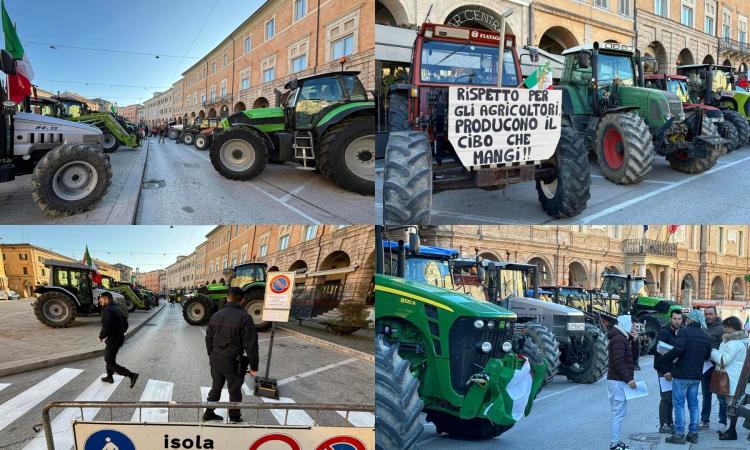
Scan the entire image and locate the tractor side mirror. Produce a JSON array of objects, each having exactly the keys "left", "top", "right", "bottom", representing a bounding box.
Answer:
[
  {"left": 285, "top": 79, "right": 299, "bottom": 91},
  {"left": 0, "top": 50, "right": 15, "bottom": 75},
  {"left": 408, "top": 232, "right": 420, "bottom": 255},
  {"left": 578, "top": 52, "right": 591, "bottom": 69}
]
